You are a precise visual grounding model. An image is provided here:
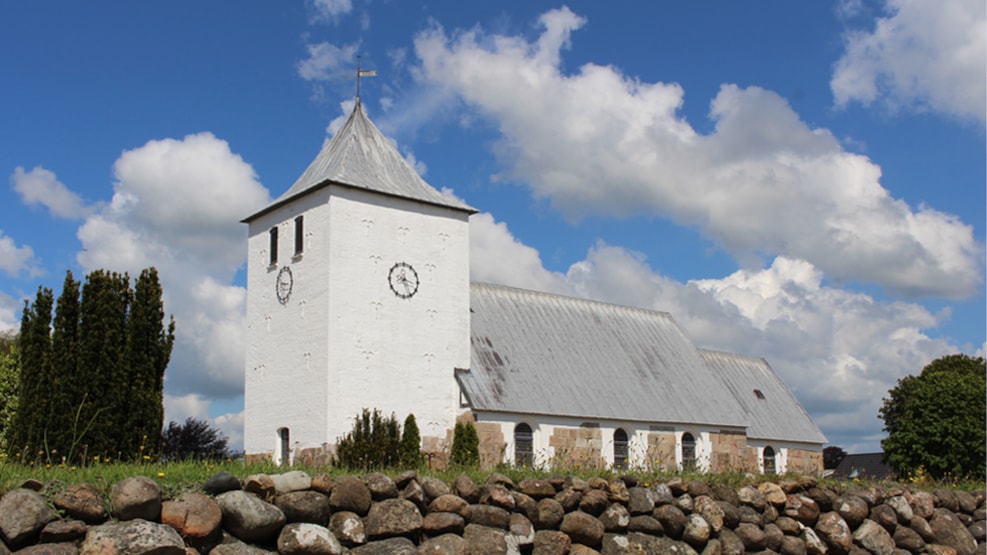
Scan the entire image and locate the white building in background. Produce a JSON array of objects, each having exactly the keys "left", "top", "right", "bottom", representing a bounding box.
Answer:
[{"left": 242, "top": 101, "right": 826, "bottom": 473}]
